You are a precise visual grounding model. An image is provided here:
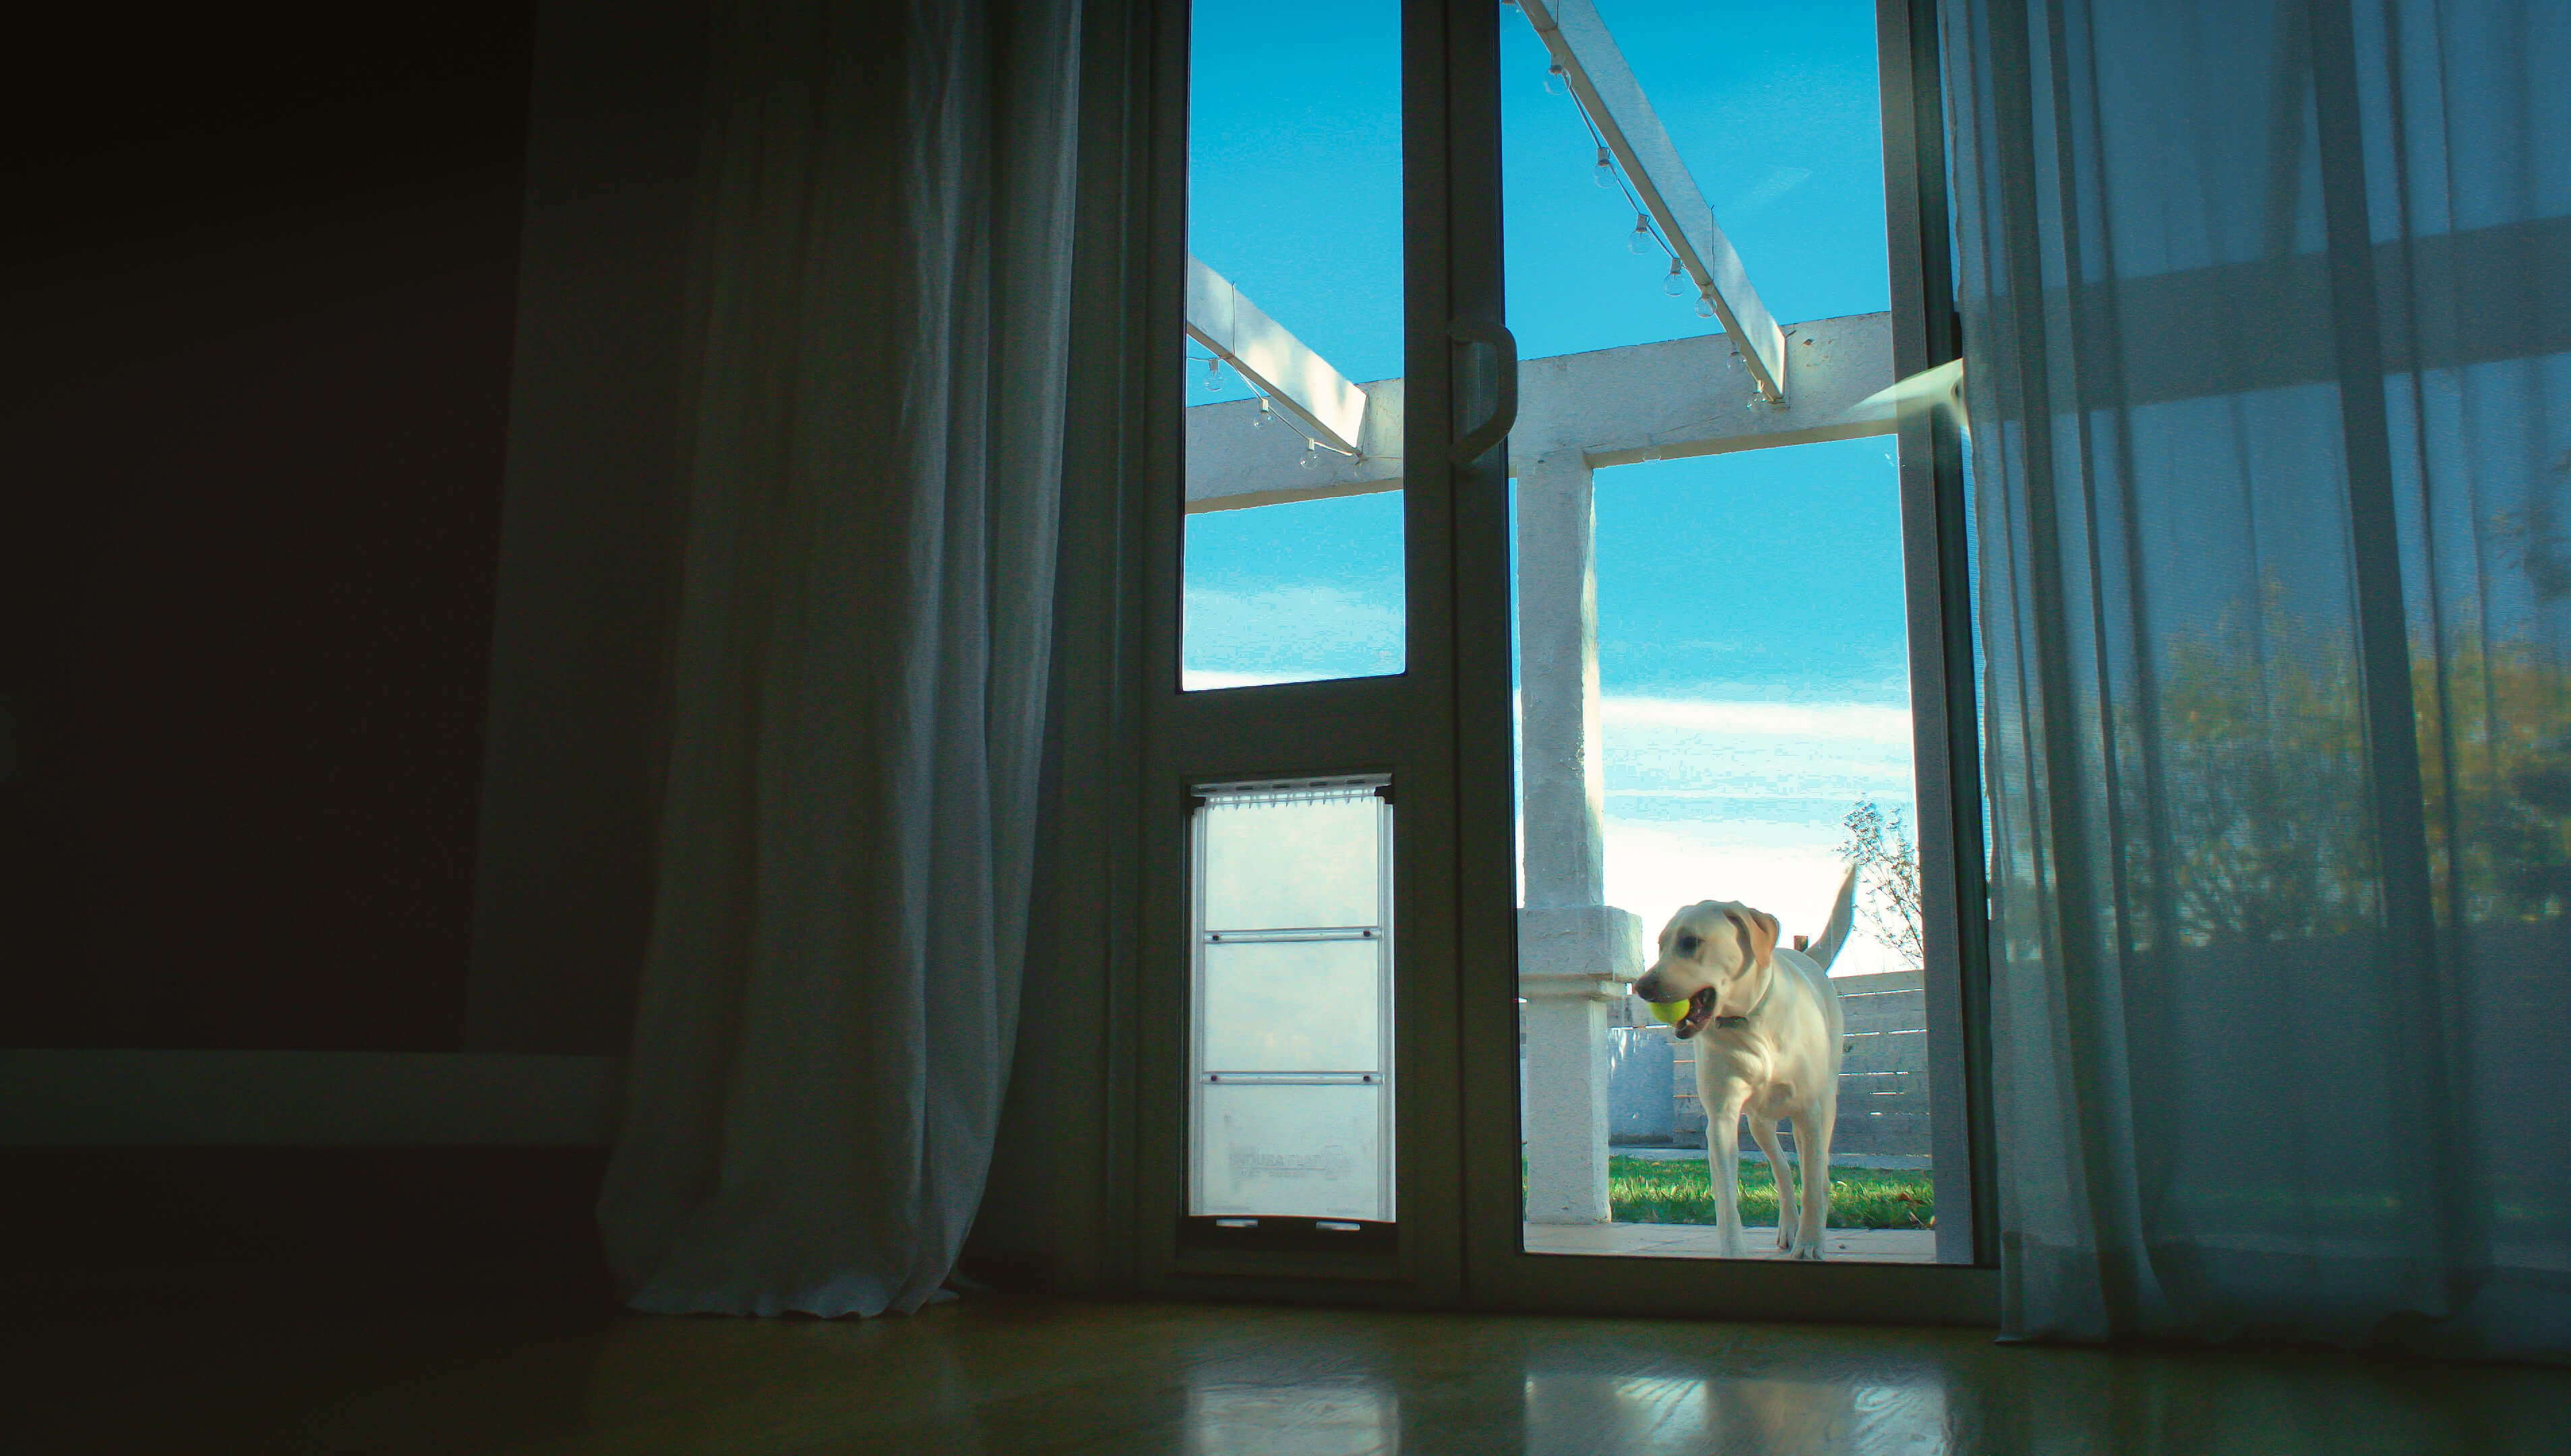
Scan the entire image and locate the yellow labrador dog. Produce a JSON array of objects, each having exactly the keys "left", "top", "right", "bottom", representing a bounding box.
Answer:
[{"left": 1631, "top": 868, "right": 1856, "bottom": 1259}]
